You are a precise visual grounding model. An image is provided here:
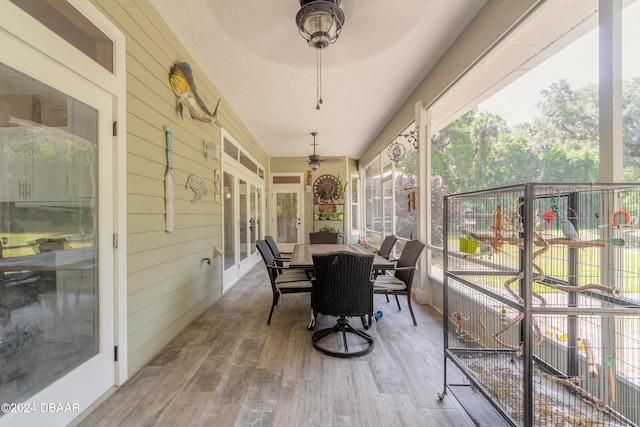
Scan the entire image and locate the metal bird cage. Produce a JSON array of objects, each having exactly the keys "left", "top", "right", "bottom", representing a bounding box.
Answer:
[{"left": 440, "top": 183, "right": 640, "bottom": 426}]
